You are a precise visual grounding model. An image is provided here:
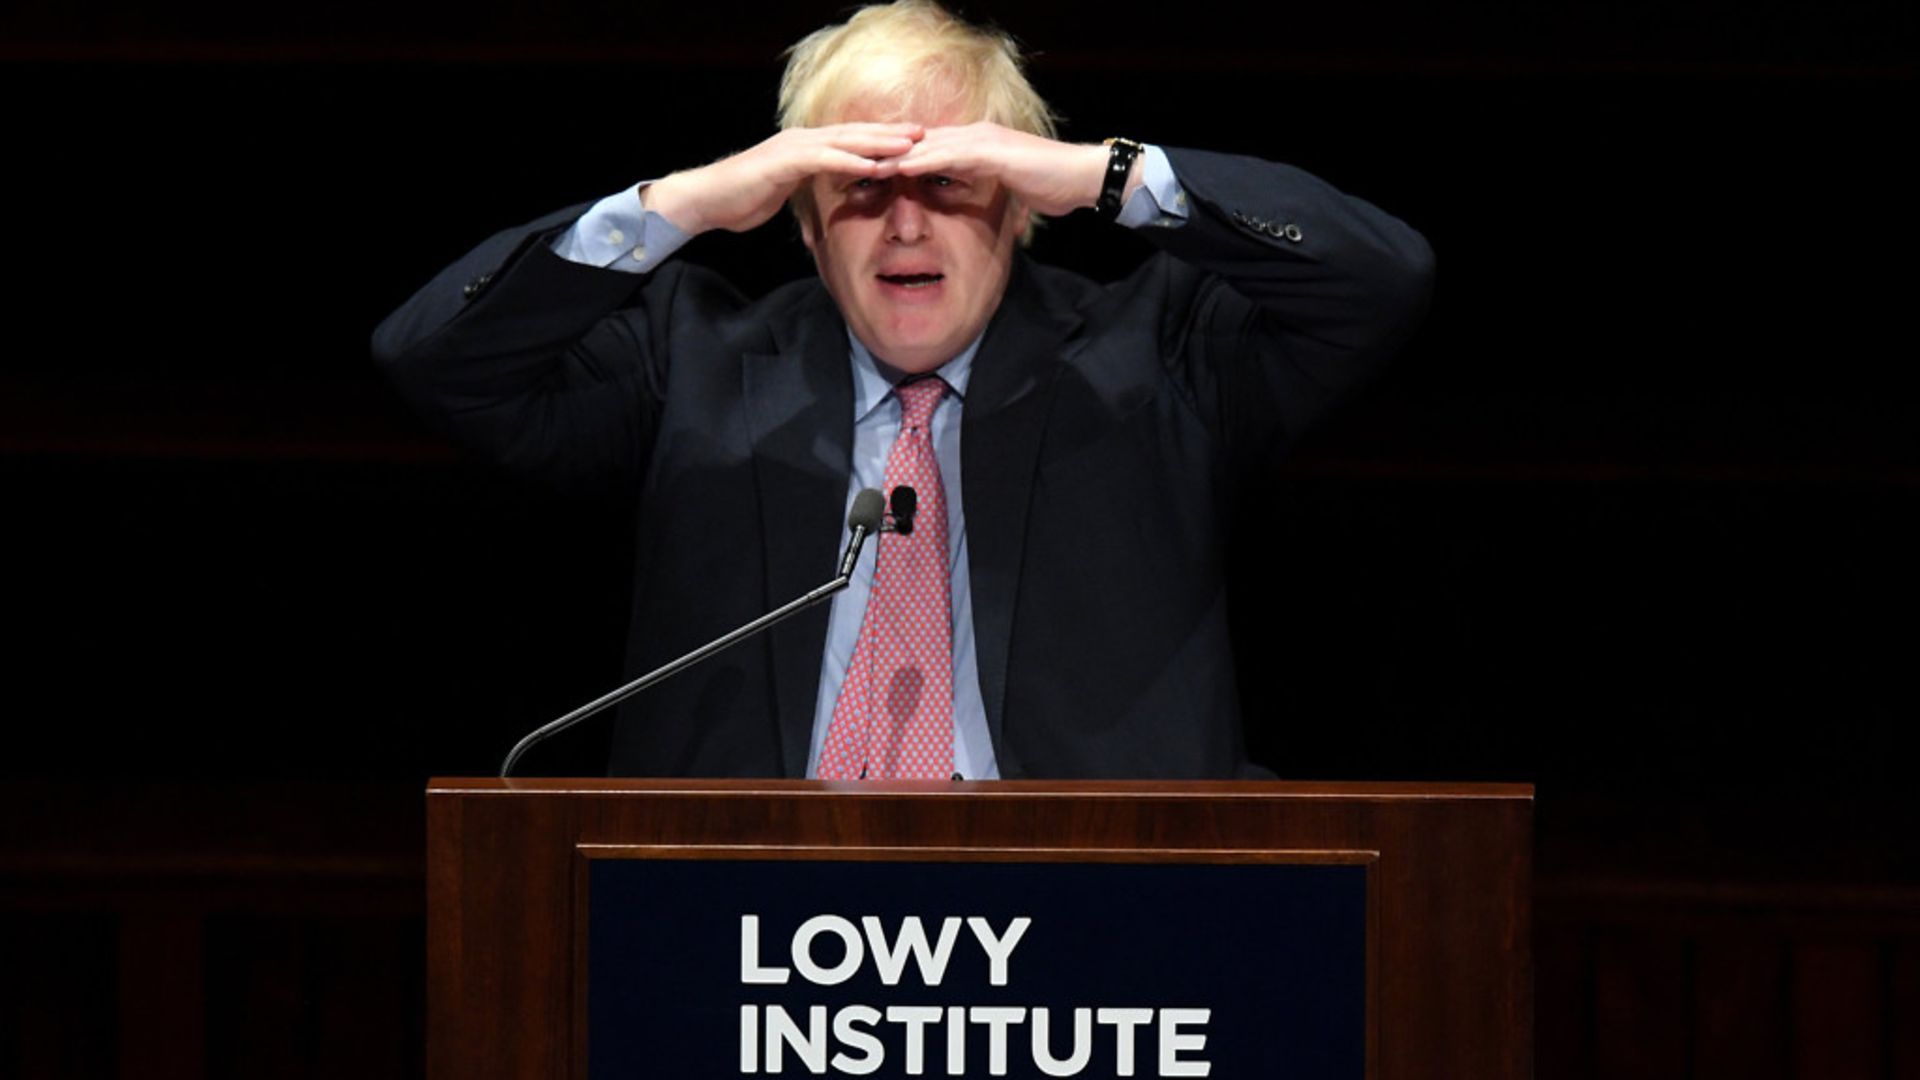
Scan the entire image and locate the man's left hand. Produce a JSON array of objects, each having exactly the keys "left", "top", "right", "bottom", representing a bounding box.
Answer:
[{"left": 891, "top": 123, "right": 1141, "bottom": 218}]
